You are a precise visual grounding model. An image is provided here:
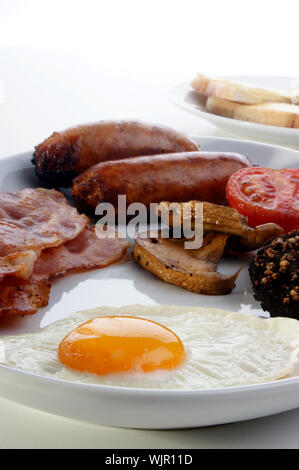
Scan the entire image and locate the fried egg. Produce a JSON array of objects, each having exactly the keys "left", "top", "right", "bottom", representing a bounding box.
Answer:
[
  {"left": 1, "top": 305, "right": 299, "bottom": 390},
  {"left": 58, "top": 316, "right": 186, "bottom": 375}
]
